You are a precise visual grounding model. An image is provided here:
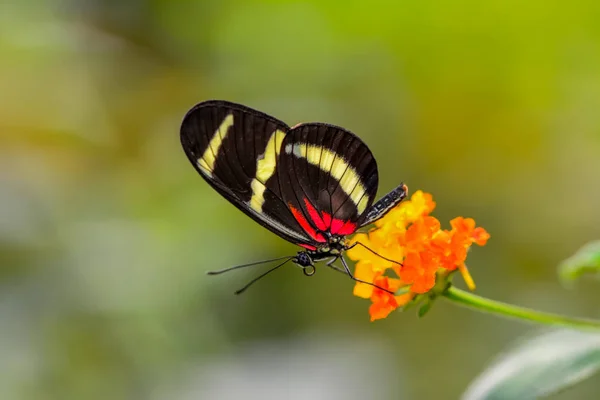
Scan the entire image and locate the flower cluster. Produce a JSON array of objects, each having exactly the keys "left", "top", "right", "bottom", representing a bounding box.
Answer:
[{"left": 348, "top": 190, "right": 490, "bottom": 321}]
